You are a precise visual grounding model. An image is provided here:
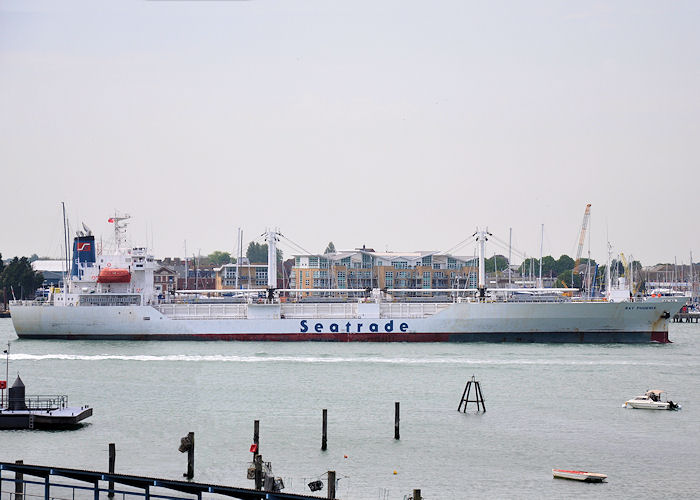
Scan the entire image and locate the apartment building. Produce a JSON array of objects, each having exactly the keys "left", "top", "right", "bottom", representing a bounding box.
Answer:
[
  {"left": 213, "top": 260, "right": 270, "bottom": 290},
  {"left": 290, "top": 248, "right": 478, "bottom": 294}
]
